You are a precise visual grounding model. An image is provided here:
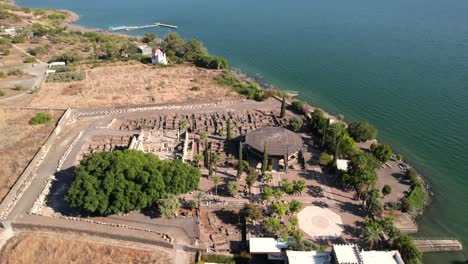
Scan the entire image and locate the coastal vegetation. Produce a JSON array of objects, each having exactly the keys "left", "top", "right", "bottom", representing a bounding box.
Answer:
[
  {"left": 65, "top": 149, "right": 201, "bottom": 215},
  {"left": 30, "top": 112, "right": 52, "bottom": 125}
]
